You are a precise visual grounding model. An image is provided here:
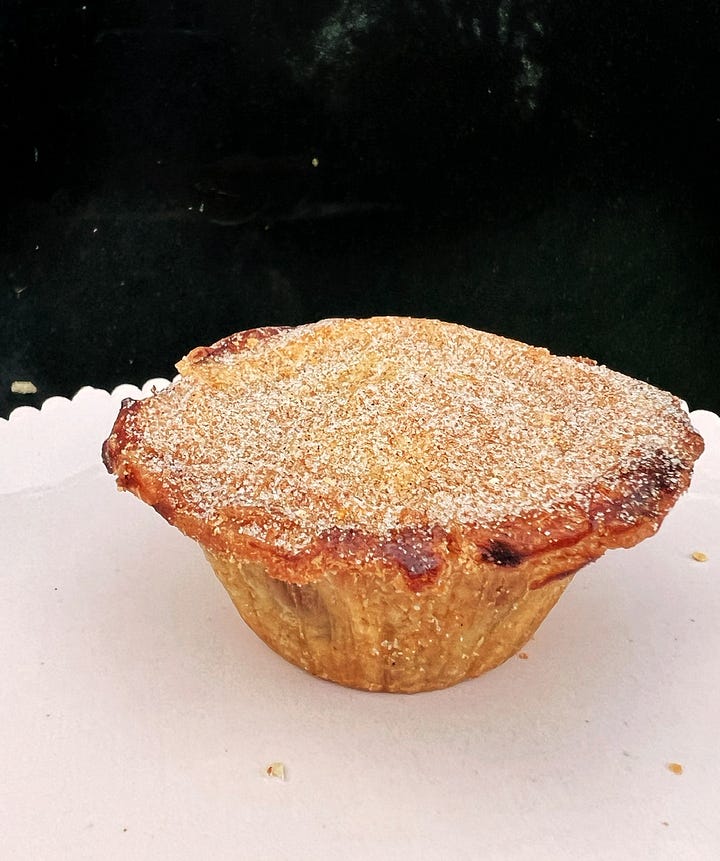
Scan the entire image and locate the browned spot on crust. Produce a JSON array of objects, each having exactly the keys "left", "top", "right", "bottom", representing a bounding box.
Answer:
[
  {"left": 380, "top": 527, "right": 443, "bottom": 585},
  {"left": 181, "top": 326, "right": 292, "bottom": 367},
  {"left": 102, "top": 397, "right": 140, "bottom": 475},
  {"left": 481, "top": 539, "right": 524, "bottom": 567},
  {"left": 314, "top": 526, "right": 445, "bottom": 588}
]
